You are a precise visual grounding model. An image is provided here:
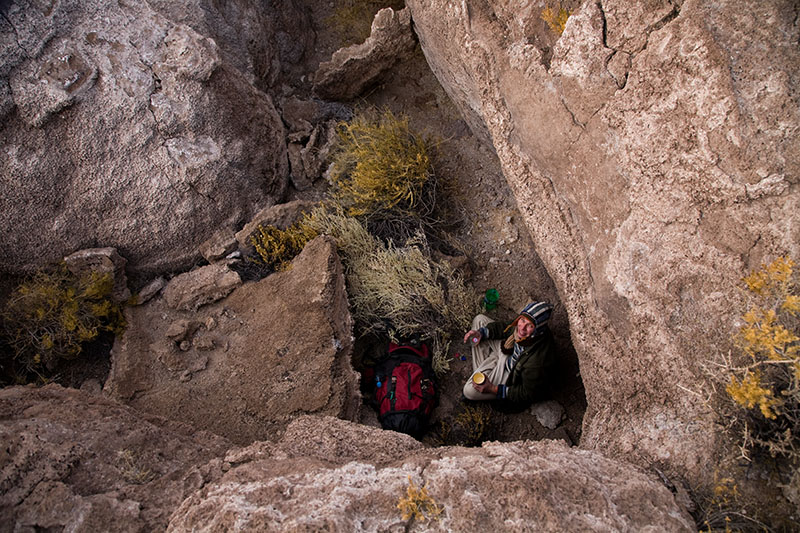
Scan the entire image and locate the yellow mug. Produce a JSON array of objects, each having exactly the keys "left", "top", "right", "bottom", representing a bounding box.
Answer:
[{"left": 472, "top": 371, "right": 485, "bottom": 385}]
